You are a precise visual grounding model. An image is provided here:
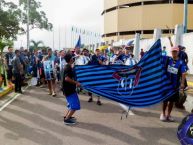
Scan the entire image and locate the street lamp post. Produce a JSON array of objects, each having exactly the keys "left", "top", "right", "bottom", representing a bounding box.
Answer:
[
  {"left": 27, "top": 0, "right": 30, "bottom": 50},
  {"left": 183, "top": 0, "right": 188, "bottom": 33},
  {"left": 59, "top": 26, "right": 61, "bottom": 50}
]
